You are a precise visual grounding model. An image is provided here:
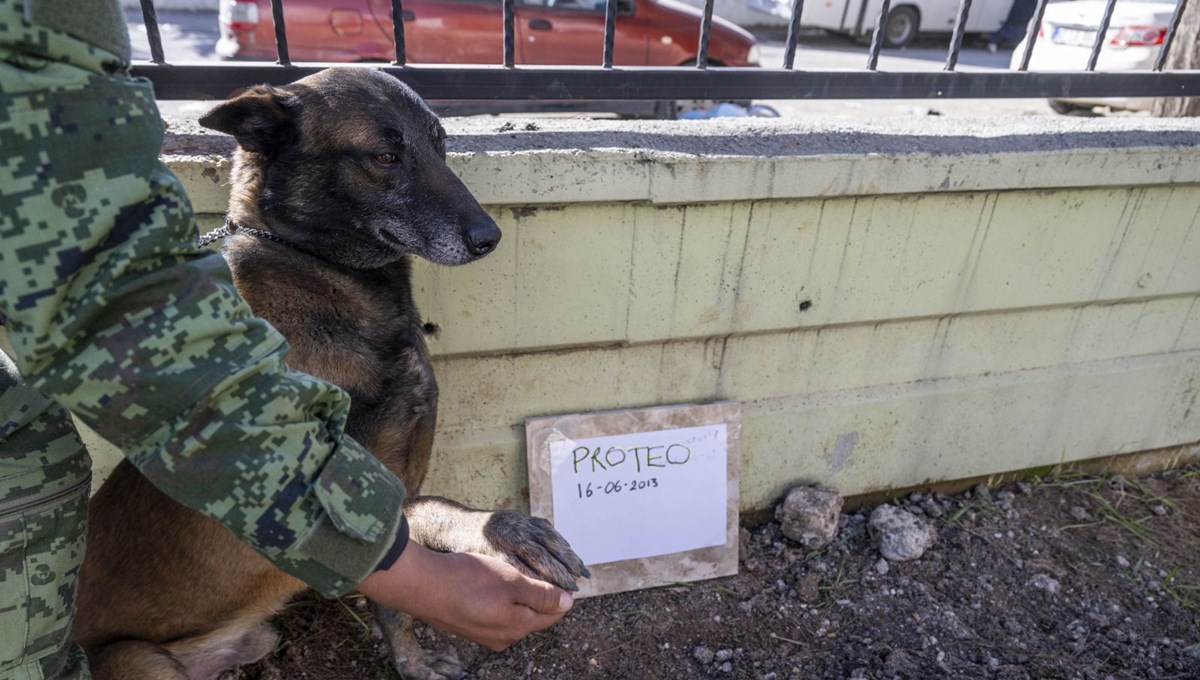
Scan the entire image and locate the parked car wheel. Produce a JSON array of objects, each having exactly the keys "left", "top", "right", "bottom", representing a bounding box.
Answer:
[{"left": 883, "top": 5, "right": 920, "bottom": 48}]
